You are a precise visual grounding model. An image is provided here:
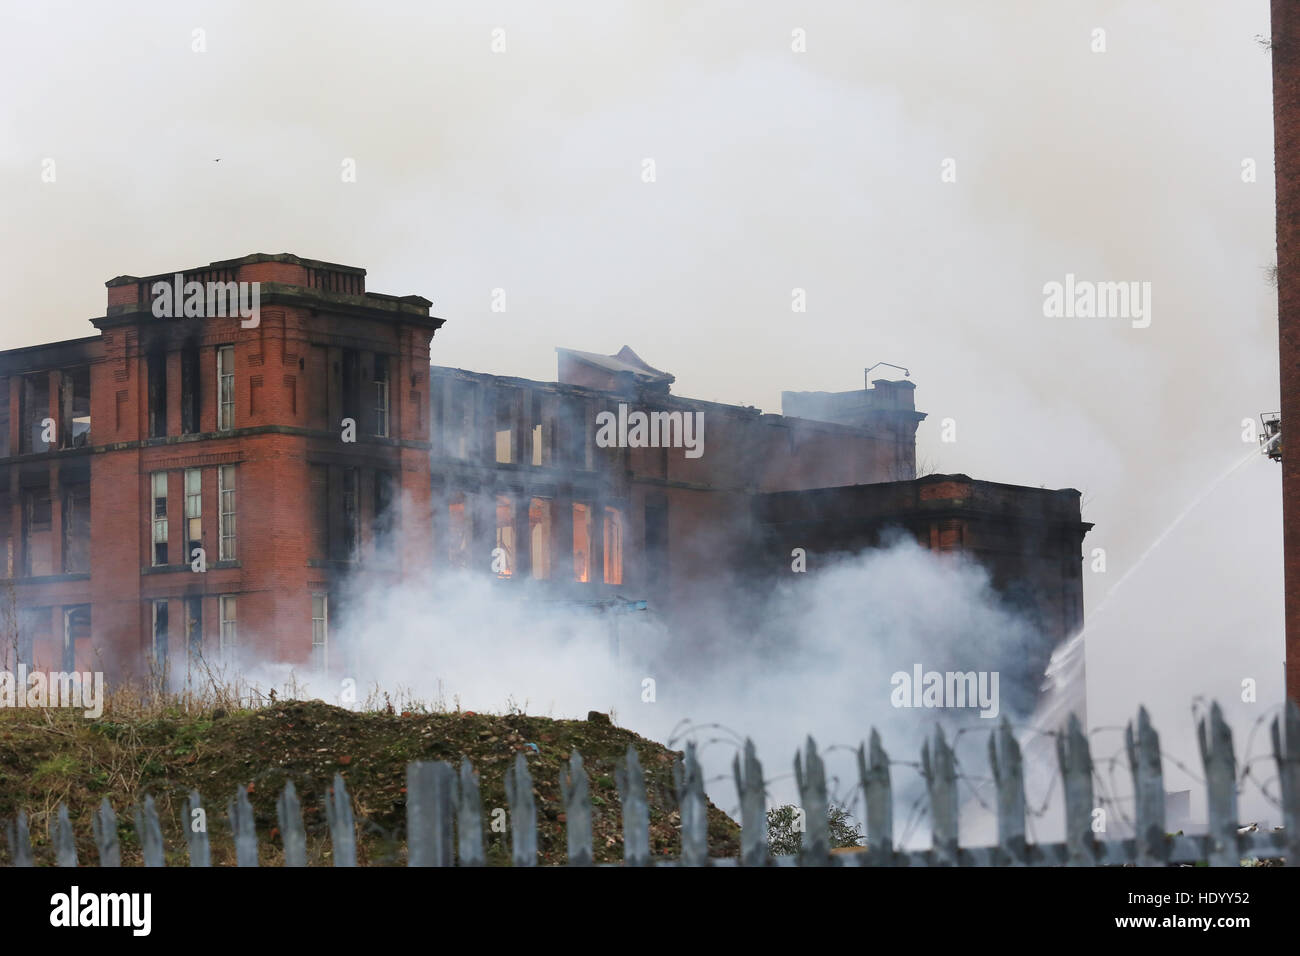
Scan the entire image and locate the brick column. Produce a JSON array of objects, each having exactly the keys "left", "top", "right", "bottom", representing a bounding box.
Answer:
[
  {"left": 47, "top": 370, "right": 59, "bottom": 452},
  {"left": 551, "top": 494, "right": 574, "bottom": 593},
  {"left": 478, "top": 387, "right": 494, "bottom": 466},
  {"left": 49, "top": 462, "right": 62, "bottom": 574},
  {"left": 399, "top": 448, "right": 433, "bottom": 578},
  {"left": 7, "top": 377, "right": 19, "bottom": 454},
  {"left": 588, "top": 499, "right": 604, "bottom": 592},
  {"left": 9, "top": 468, "right": 21, "bottom": 577}
]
